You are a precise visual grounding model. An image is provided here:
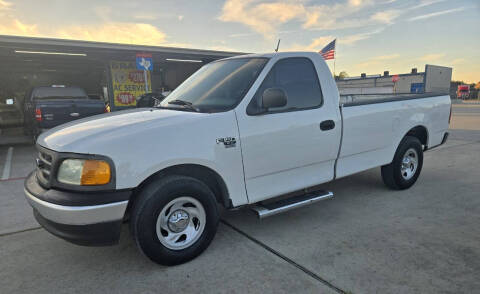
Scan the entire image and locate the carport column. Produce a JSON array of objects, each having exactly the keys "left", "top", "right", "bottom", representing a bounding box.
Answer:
[
  {"left": 144, "top": 70, "right": 148, "bottom": 93},
  {"left": 105, "top": 61, "right": 116, "bottom": 112}
]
